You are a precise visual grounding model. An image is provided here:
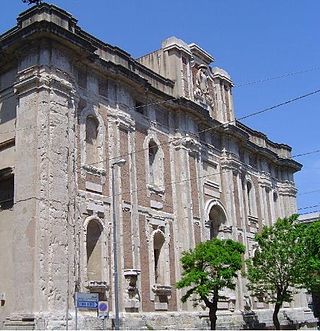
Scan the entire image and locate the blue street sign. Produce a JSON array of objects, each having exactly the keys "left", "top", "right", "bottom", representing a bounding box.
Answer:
[
  {"left": 75, "top": 292, "right": 99, "bottom": 309},
  {"left": 77, "top": 301, "right": 98, "bottom": 309}
]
